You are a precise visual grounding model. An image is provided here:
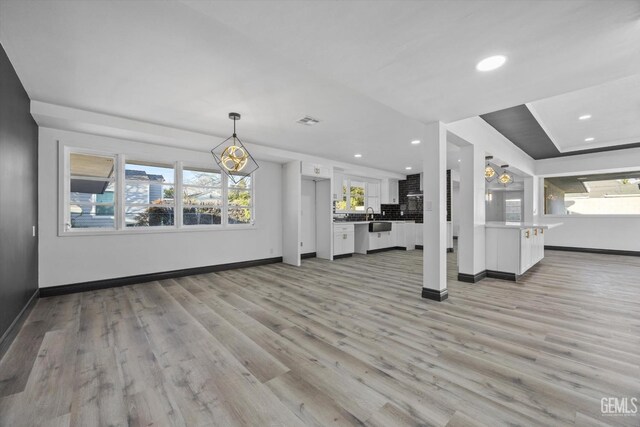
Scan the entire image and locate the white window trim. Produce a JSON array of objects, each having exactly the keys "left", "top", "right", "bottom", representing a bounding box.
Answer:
[
  {"left": 334, "top": 175, "right": 381, "bottom": 214},
  {"left": 59, "top": 144, "right": 256, "bottom": 236}
]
